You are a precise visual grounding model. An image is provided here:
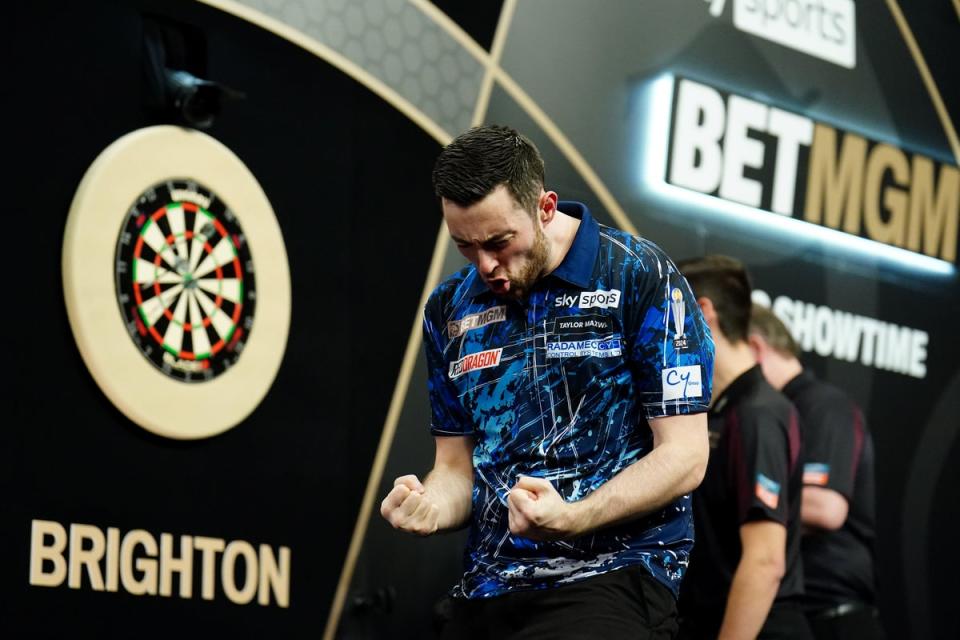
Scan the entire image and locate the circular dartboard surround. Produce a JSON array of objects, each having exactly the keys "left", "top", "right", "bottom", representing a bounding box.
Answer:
[{"left": 63, "top": 126, "right": 291, "bottom": 439}]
